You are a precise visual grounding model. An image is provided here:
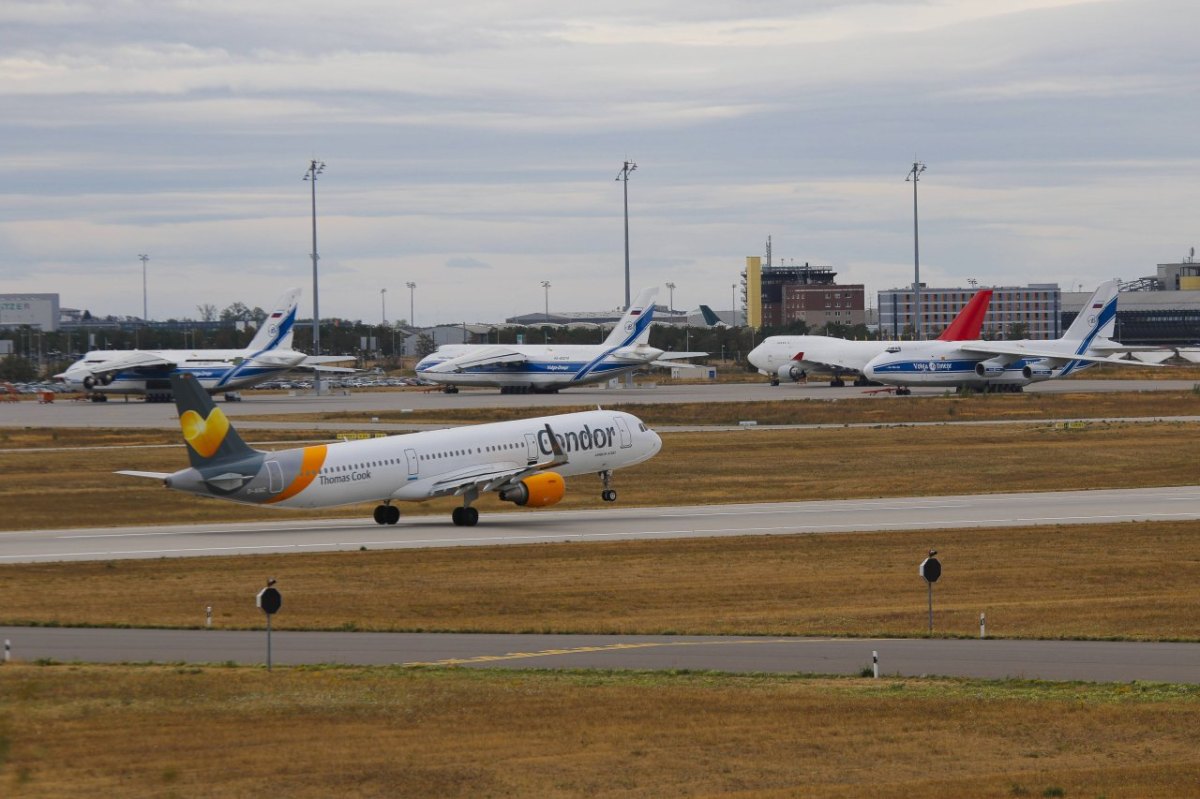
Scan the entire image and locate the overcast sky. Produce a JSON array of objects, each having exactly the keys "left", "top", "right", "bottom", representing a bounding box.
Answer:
[{"left": 3, "top": 0, "right": 1197, "bottom": 326}]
